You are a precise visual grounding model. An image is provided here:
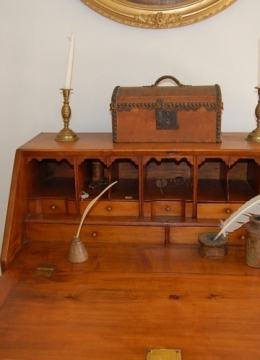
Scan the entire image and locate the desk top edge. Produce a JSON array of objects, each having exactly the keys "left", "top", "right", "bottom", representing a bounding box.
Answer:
[{"left": 17, "top": 132, "right": 260, "bottom": 153}]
